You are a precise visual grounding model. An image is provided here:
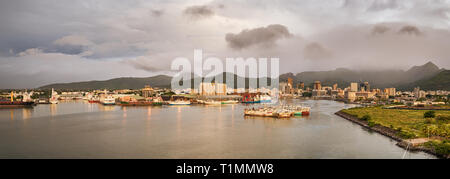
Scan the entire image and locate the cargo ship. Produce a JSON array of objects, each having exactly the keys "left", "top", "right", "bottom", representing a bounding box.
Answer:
[{"left": 0, "top": 92, "right": 35, "bottom": 108}]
